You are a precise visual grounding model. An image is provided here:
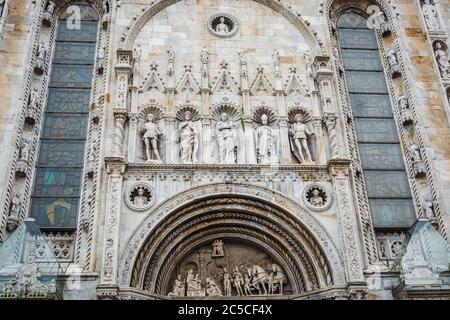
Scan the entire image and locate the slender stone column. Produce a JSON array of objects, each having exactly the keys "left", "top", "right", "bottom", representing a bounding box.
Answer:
[
  {"left": 328, "top": 160, "right": 366, "bottom": 285},
  {"left": 98, "top": 159, "right": 127, "bottom": 297},
  {"left": 113, "top": 109, "right": 128, "bottom": 158}
]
